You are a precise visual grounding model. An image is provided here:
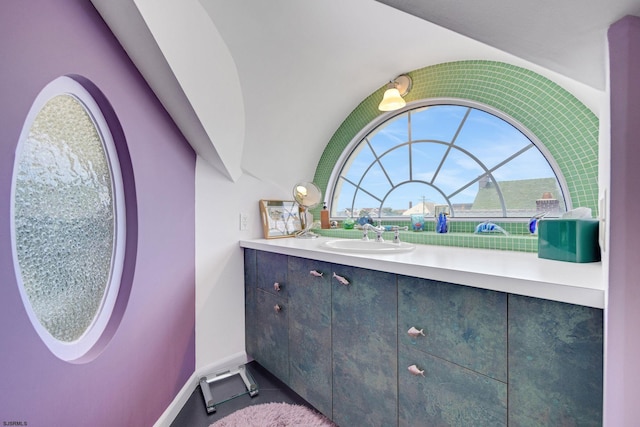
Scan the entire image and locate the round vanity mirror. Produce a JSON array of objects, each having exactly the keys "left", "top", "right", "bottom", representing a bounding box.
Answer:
[{"left": 292, "top": 182, "right": 321, "bottom": 238}]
